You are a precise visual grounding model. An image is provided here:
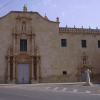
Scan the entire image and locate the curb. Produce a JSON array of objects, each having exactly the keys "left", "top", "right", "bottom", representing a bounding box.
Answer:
[{"left": 0, "top": 82, "right": 86, "bottom": 86}]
